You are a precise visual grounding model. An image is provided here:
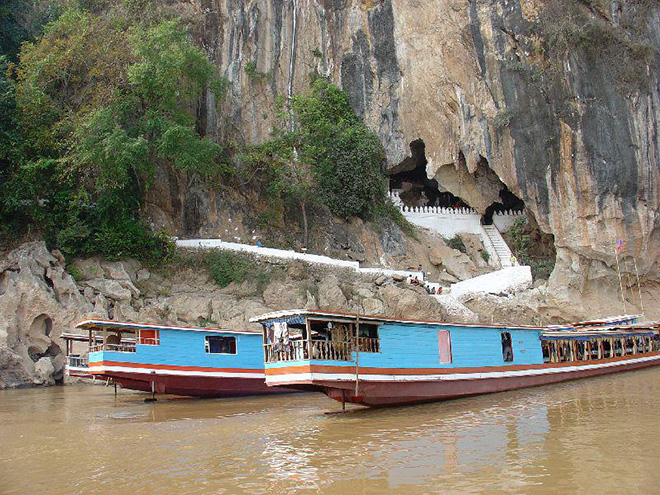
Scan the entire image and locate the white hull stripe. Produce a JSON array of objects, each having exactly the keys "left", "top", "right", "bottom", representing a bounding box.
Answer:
[
  {"left": 266, "top": 354, "right": 660, "bottom": 384},
  {"left": 91, "top": 365, "right": 265, "bottom": 379}
]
